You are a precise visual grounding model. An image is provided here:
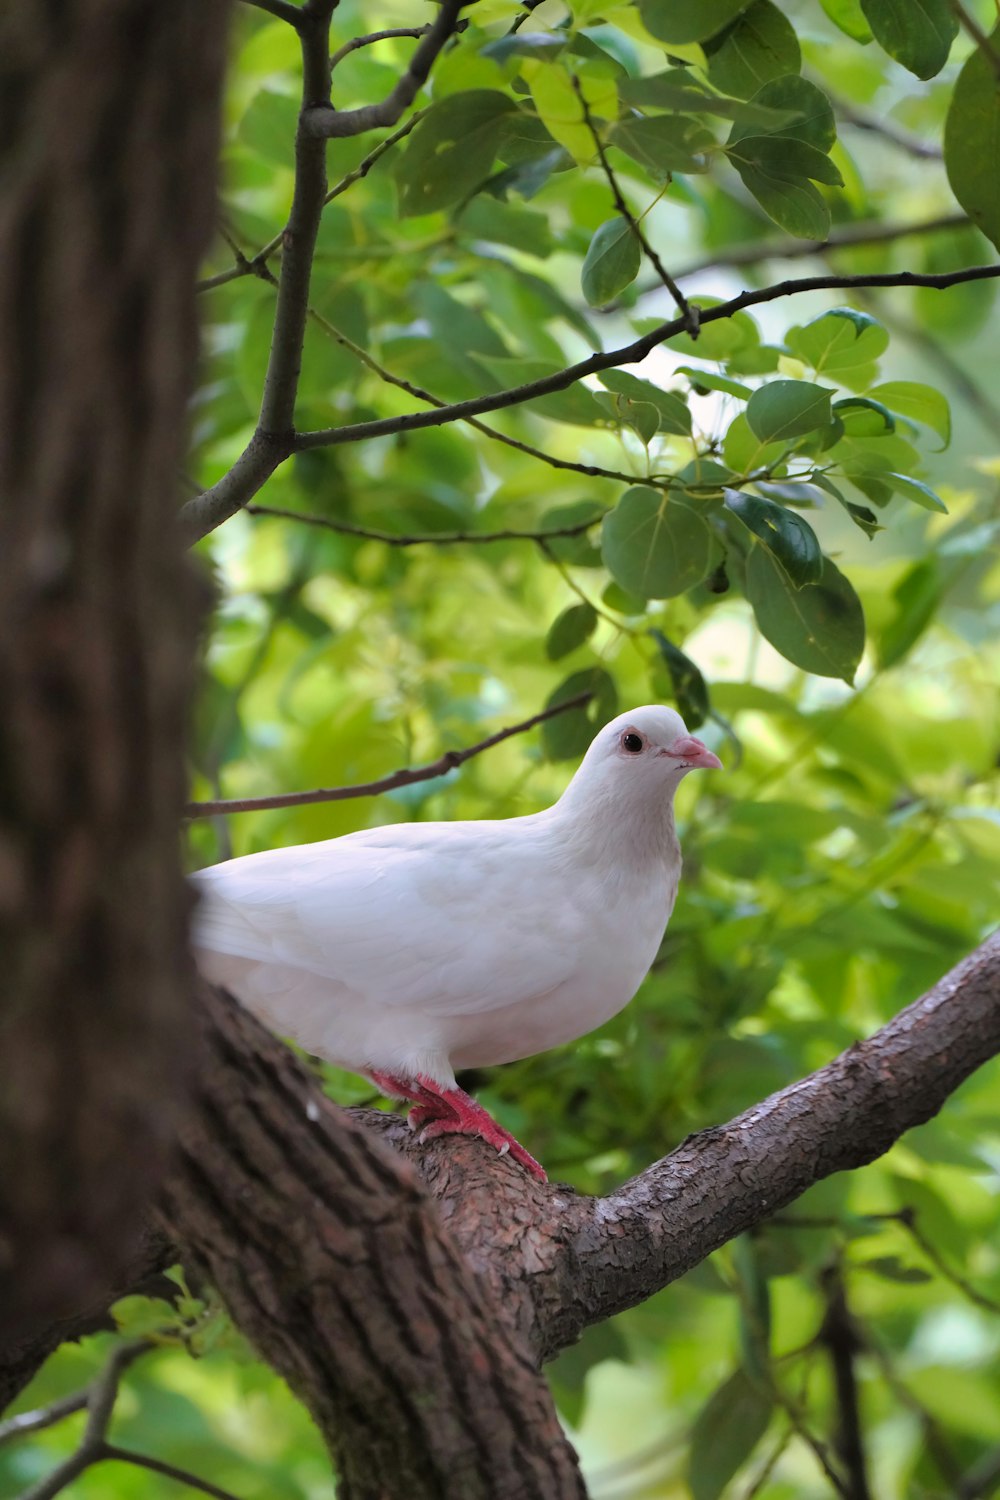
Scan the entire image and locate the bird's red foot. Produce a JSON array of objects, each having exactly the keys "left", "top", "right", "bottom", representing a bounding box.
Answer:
[{"left": 368, "top": 1070, "right": 547, "bottom": 1182}]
